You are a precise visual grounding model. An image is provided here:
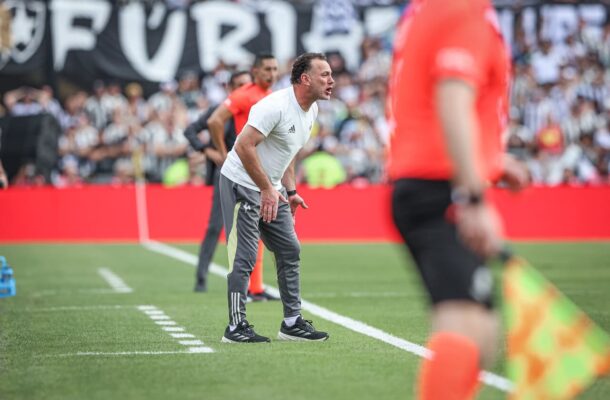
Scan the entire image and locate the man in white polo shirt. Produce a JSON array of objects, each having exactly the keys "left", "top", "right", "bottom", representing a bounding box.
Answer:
[{"left": 219, "top": 53, "right": 334, "bottom": 343}]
